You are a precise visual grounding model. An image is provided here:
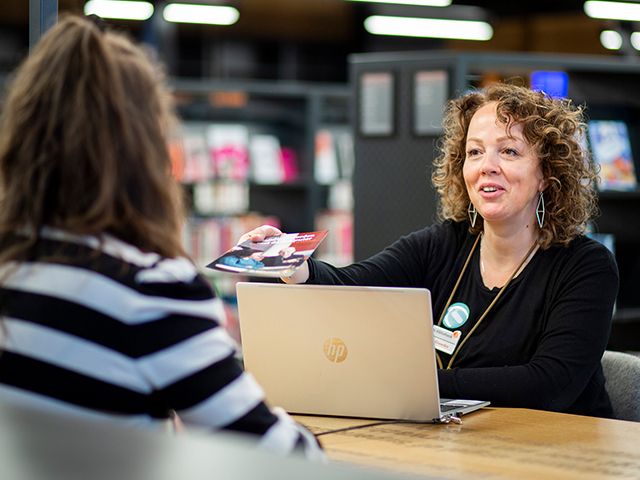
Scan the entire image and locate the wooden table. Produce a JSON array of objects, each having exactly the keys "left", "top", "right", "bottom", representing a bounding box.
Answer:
[{"left": 296, "top": 408, "right": 640, "bottom": 479}]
